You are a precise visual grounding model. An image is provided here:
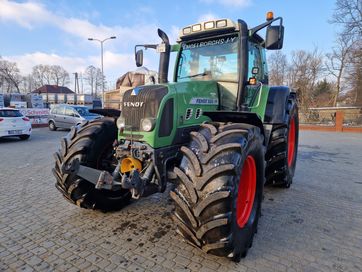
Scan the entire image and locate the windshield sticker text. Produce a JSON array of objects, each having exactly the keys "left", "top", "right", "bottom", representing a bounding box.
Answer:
[
  {"left": 182, "top": 37, "right": 237, "bottom": 50},
  {"left": 190, "top": 98, "right": 219, "bottom": 105}
]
